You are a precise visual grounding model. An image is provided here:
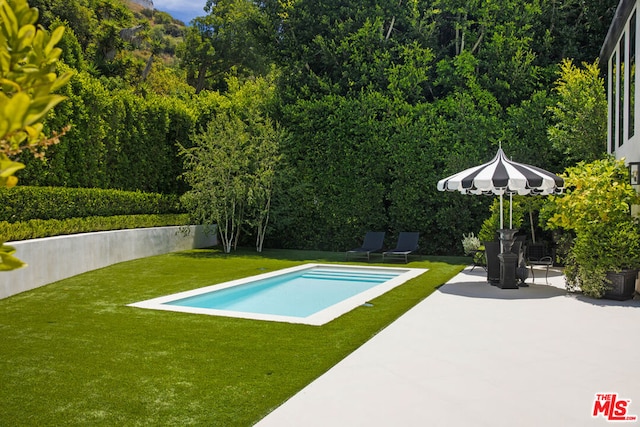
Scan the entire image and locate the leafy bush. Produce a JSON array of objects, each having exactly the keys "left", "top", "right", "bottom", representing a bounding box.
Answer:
[
  {"left": 0, "top": 214, "right": 190, "bottom": 242},
  {"left": 565, "top": 220, "right": 640, "bottom": 298},
  {"left": 17, "top": 70, "right": 200, "bottom": 194},
  {"left": 478, "top": 198, "right": 526, "bottom": 242},
  {"left": 546, "top": 157, "right": 640, "bottom": 297},
  {"left": 0, "top": 186, "right": 183, "bottom": 222},
  {"left": 461, "top": 233, "right": 481, "bottom": 255}
]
